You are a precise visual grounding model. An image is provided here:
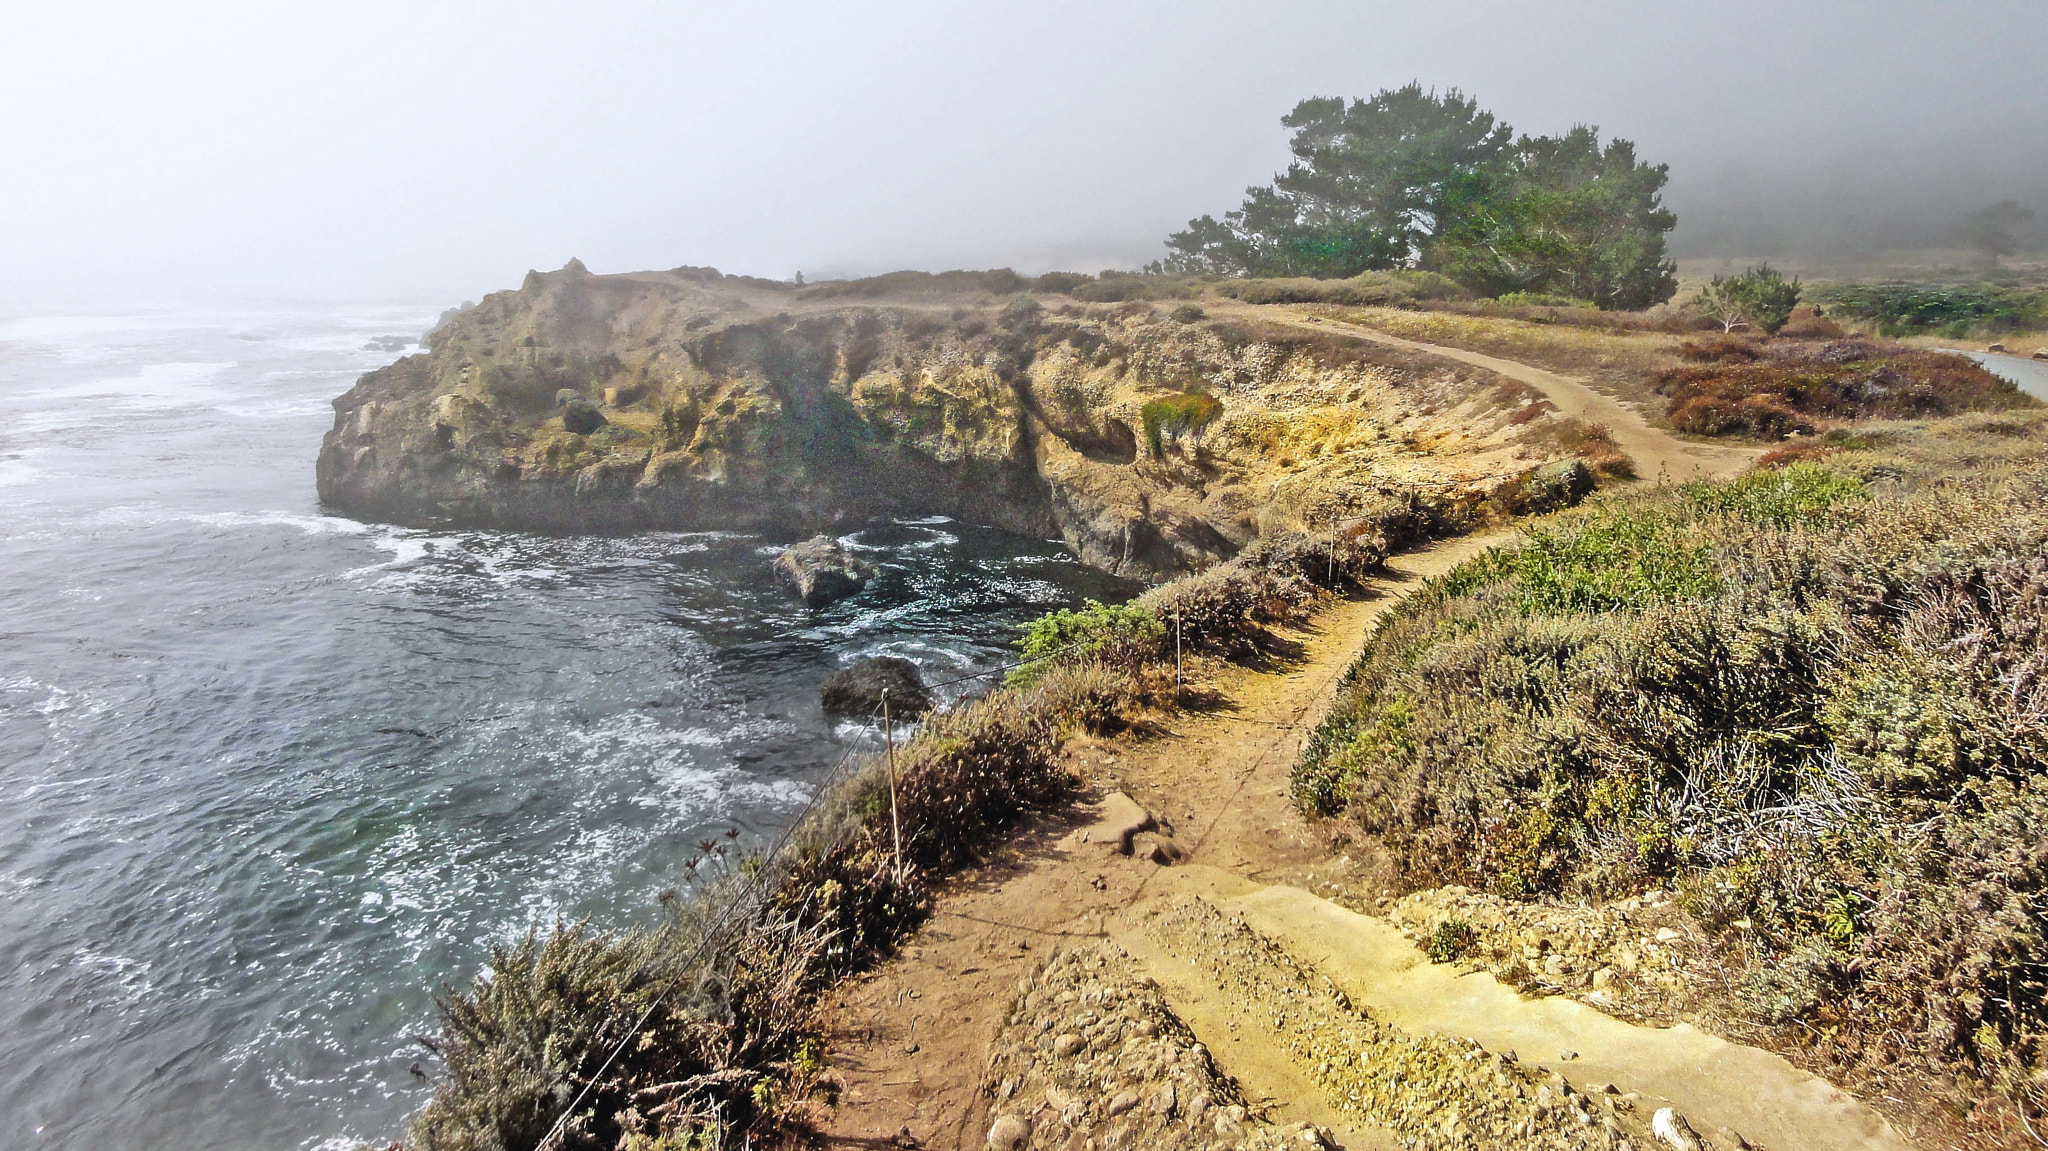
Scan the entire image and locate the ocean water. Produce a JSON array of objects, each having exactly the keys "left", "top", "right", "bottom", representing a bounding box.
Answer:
[{"left": 0, "top": 305, "right": 1132, "bottom": 1149}]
